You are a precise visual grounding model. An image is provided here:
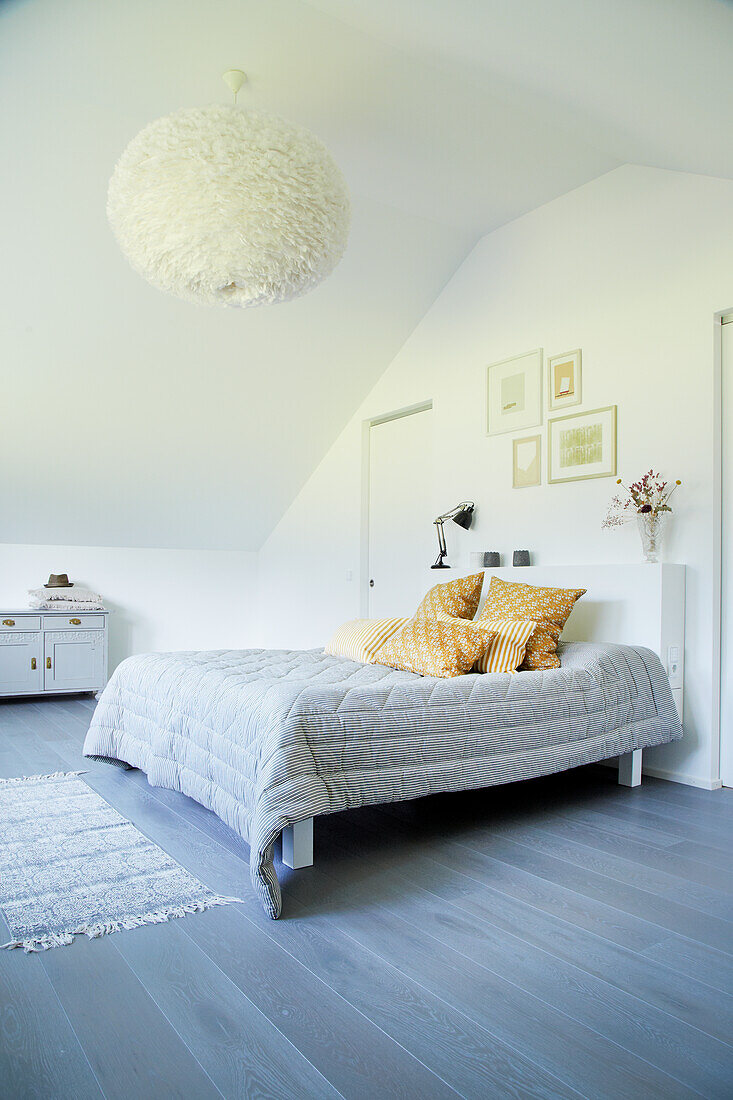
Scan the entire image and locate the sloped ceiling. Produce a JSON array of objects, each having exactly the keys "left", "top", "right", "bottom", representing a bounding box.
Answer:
[
  {"left": 1, "top": 0, "right": 730, "bottom": 550},
  {"left": 308, "top": 0, "right": 733, "bottom": 185}
]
